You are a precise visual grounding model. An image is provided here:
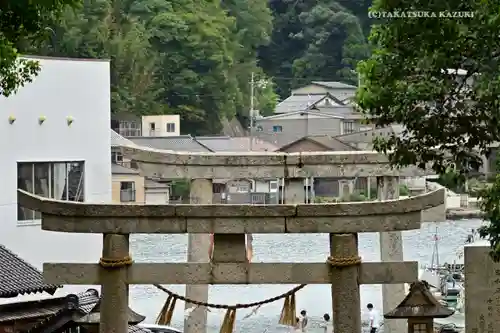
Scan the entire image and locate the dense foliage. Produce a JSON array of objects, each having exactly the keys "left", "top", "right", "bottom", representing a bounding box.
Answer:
[
  {"left": 2, "top": 0, "right": 371, "bottom": 134},
  {"left": 356, "top": 0, "right": 500, "bottom": 259},
  {"left": 0, "top": 0, "right": 80, "bottom": 96}
]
